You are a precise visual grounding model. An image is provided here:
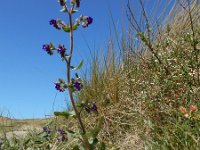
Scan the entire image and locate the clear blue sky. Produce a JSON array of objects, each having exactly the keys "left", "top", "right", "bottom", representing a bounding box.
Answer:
[
  {"left": 0, "top": 0, "right": 175, "bottom": 119},
  {"left": 0, "top": 0, "right": 128, "bottom": 119}
]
